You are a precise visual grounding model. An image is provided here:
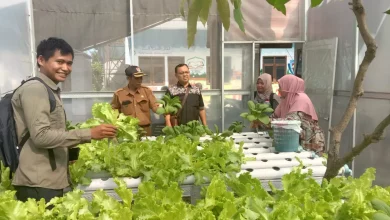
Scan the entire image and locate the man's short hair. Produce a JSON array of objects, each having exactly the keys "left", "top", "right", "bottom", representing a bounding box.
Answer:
[
  {"left": 36, "top": 37, "right": 74, "bottom": 67},
  {"left": 174, "top": 63, "right": 189, "bottom": 73}
]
